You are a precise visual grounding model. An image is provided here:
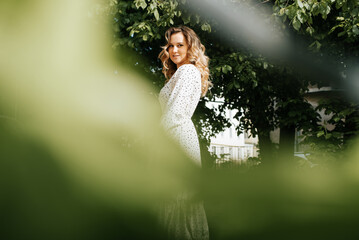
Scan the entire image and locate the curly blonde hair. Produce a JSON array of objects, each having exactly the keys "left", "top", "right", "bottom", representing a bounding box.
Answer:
[{"left": 158, "top": 26, "right": 211, "bottom": 97}]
